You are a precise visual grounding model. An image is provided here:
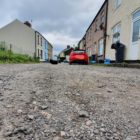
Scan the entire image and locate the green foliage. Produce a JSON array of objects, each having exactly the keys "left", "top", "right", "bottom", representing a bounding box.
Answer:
[
  {"left": 0, "top": 50, "right": 39, "bottom": 64},
  {"left": 74, "top": 46, "right": 79, "bottom": 51}
]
